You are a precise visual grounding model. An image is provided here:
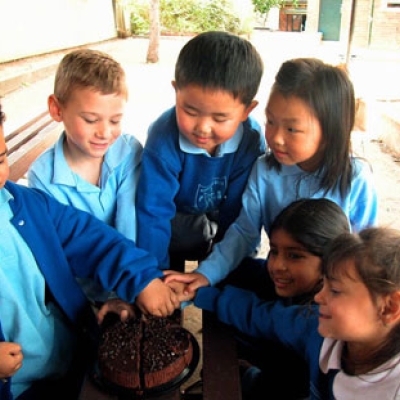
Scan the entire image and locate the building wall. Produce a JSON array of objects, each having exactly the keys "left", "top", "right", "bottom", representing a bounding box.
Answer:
[
  {"left": 304, "top": 0, "right": 320, "bottom": 32},
  {"left": 0, "top": 0, "right": 117, "bottom": 63},
  {"left": 369, "top": 0, "right": 400, "bottom": 48},
  {"left": 305, "top": 0, "right": 400, "bottom": 49}
]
